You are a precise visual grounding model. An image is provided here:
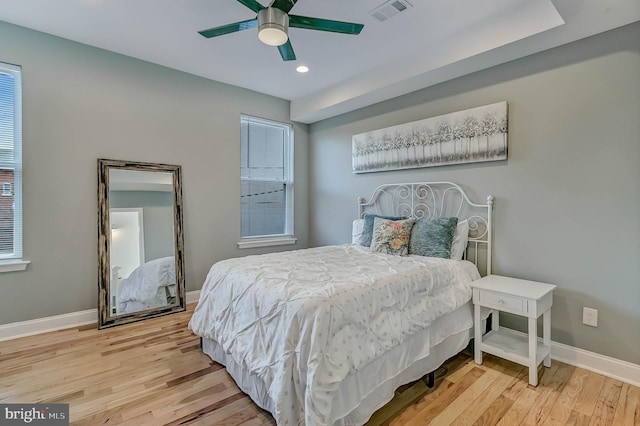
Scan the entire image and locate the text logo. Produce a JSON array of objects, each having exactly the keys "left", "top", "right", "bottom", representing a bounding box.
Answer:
[{"left": 1, "top": 404, "right": 69, "bottom": 425}]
